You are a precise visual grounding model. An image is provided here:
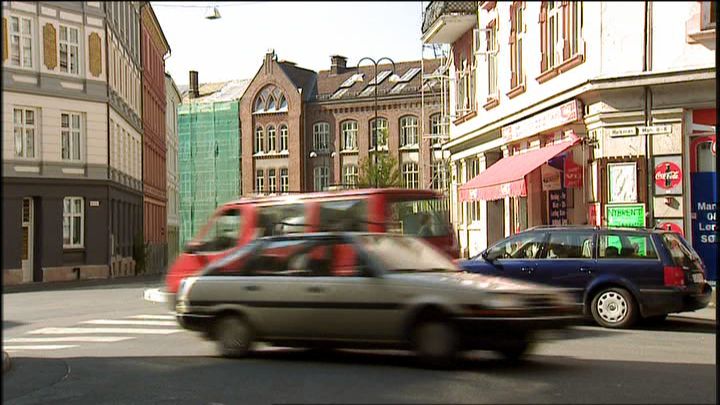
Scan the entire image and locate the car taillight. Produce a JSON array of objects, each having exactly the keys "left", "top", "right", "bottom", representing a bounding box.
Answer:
[{"left": 664, "top": 266, "right": 685, "bottom": 287}]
